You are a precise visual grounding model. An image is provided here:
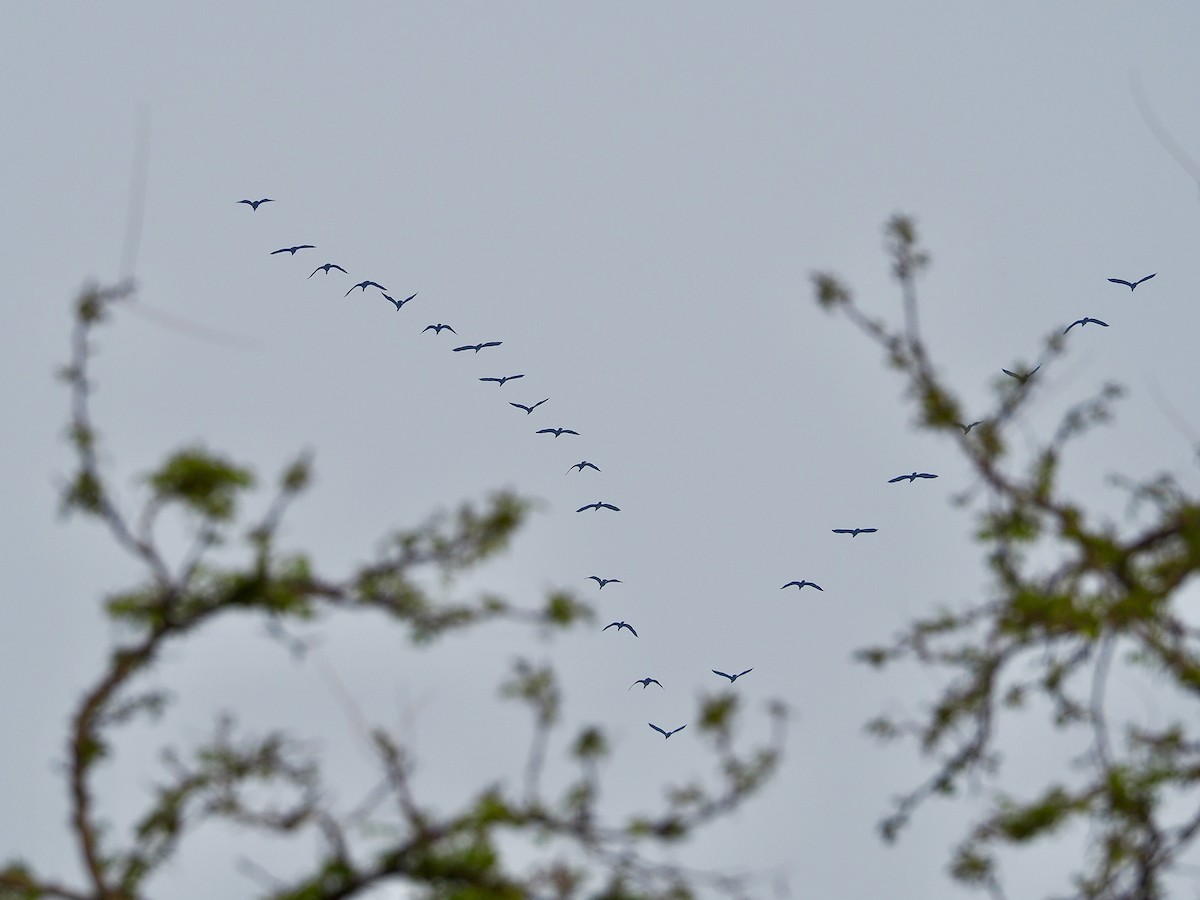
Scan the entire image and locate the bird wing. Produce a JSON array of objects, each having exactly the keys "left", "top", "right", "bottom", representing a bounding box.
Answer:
[
  {"left": 344, "top": 285, "right": 358, "bottom": 296},
  {"left": 576, "top": 503, "right": 596, "bottom": 511},
  {"left": 600, "top": 503, "right": 620, "bottom": 510},
  {"left": 238, "top": 199, "right": 254, "bottom": 207},
  {"left": 671, "top": 725, "right": 686, "bottom": 736},
  {"left": 887, "top": 475, "right": 906, "bottom": 483},
  {"left": 810, "top": 583, "right": 824, "bottom": 591},
  {"left": 1090, "top": 318, "right": 1110, "bottom": 326},
  {"left": 603, "top": 622, "right": 617, "bottom": 630},
  {"left": 625, "top": 624, "right": 638, "bottom": 636},
  {"left": 649, "top": 723, "right": 667, "bottom": 736},
  {"left": 536, "top": 428, "right": 555, "bottom": 434},
  {"left": 584, "top": 463, "right": 599, "bottom": 471},
  {"left": 453, "top": 345, "right": 474, "bottom": 352},
  {"left": 862, "top": 528, "right": 878, "bottom": 533},
  {"left": 480, "top": 377, "right": 501, "bottom": 383},
  {"left": 508, "top": 374, "right": 525, "bottom": 381},
  {"left": 712, "top": 670, "right": 732, "bottom": 679},
  {"left": 832, "top": 529, "right": 851, "bottom": 534},
  {"left": 1064, "top": 321, "right": 1080, "bottom": 334},
  {"left": 422, "top": 325, "right": 436, "bottom": 333},
  {"left": 481, "top": 341, "right": 502, "bottom": 348},
  {"left": 309, "top": 267, "right": 321, "bottom": 278},
  {"left": 332, "top": 264, "right": 346, "bottom": 273},
  {"left": 510, "top": 402, "right": 531, "bottom": 412},
  {"left": 587, "top": 576, "right": 602, "bottom": 585},
  {"left": 738, "top": 668, "right": 754, "bottom": 678},
  {"left": 629, "top": 681, "right": 639, "bottom": 690},
  {"left": 782, "top": 582, "right": 800, "bottom": 589},
  {"left": 404, "top": 292, "right": 419, "bottom": 302},
  {"left": 562, "top": 429, "right": 579, "bottom": 435},
  {"left": 651, "top": 679, "right": 662, "bottom": 687},
  {"left": 1108, "top": 278, "right": 1135, "bottom": 288},
  {"left": 270, "top": 248, "right": 289, "bottom": 255},
  {"left": 1029, "top": 365, "right": 1041, "bottom": 376},
  {"left": 1137, "top": 273, "right": 1157, "bottom": 286},
  {"left": 444, "top": 325, "right": 456, "bottom": 333},
  {"left": 610, "top": 578, "right": 622, "bottom": 584},
  {"left": 297, "top": 245, "right": 314, "bottom": 250},
  {"left": 917, "top": 473, "right": 938, "bottom": 479},
  {"left": 1001, "top": 369, "right": 1018, "bottom": 378},
  {"left": 532, "top": 398, "right": 548, "bottom": 409}
]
